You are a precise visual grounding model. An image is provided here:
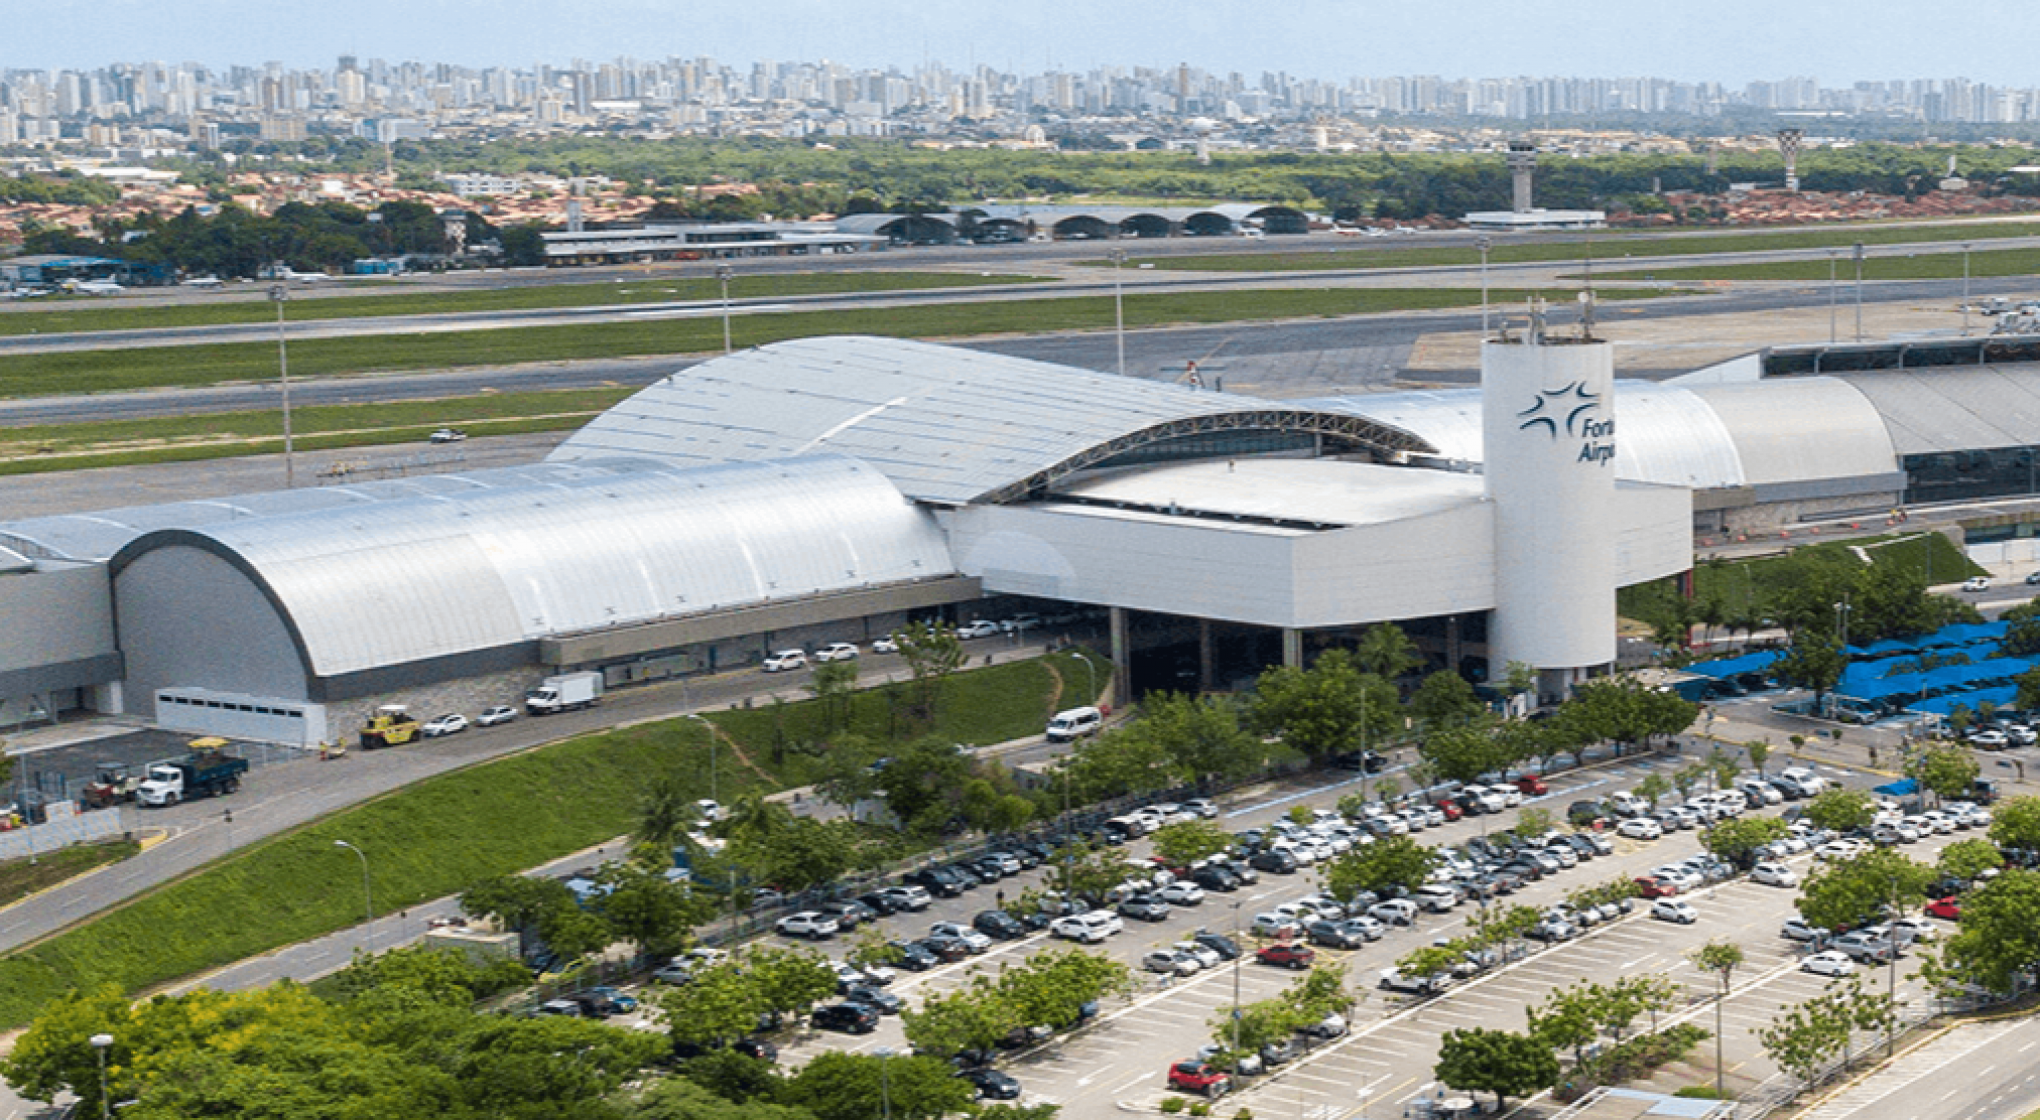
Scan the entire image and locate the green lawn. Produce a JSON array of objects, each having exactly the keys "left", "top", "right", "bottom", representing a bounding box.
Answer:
[
  {"left": 0, "top": 271, "right": 1048, "bottom": 337},
  {"left": 1596, "top": 244, "right": 2040, "bottom": 283},
  {"left": 0, "top": 840, "right": 139, "bottom": 909},
  {"left": 0, "top": 287, "right": 1672, "bottom": 401},
  {"left": 0, "top": 652, "right": 1083, "bottom": 1030},
  {"left": 0, "top": 387, "right": 634, "bottom": 475},
  {"left": 1120, "top": 220, "right": 2040, "bottom": 273},
  {"left": 1618, "top": 531, "right": 1983, "bottom": 633}
]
